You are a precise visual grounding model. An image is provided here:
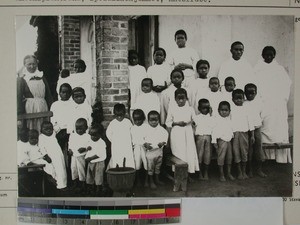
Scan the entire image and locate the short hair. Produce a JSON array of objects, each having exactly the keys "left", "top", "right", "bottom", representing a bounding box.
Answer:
[
  {"left": 23, "top": 55, "right": 38, "bottom": 65},
  {"left": 218, "top": 101, "right": 231, "bottom": 110},
  {"left": 128, "top": 50, "right": 138, "bottom": 59},
  {"left": 244, "top": 83, "right": 257, "bottom": 92},
  {"left": 209, "top": 77, "right": 219, "bottom": 83},
  {"left": 60, "top": 69, "right": 70, "bottom": 78},
  {"left": 224, "top": 76, "right": 235, "bottom": 84},
  {"left": 74, "top": 59, "right": 86, "bottom": 71},
  {"left": 113, "top": 103, "right": 126, "bottom": 115},
  {"left": 75, "top": 118, "right": 88, "bottom": 127},
  {"left": 72, "top": 87, "right": 86, "bottom": 97},
  {"left": 18, "top": 127, "right": 29, "bottom": 142},
  {"left": 232, "top": 89, "right": 245, "bottom": 98},
  {"left": 174, "top": 88, "right": 188, "bottom": 99},
  {"left": 231, "top": 41, "right": 244, "bottom": 49},
  {"left": 132, "top": 109, "right": 146, "bottom": 121},
  {"left": 196, "top": 59, "right": 210, "bottom": 70},
  {"left": 28, "top": 129, "right": 39, "bottom": 138},
  {"left": 153, "top": 47, "right": 167, "bottom": 58},
  {"left": 170, "top": 69, "right": 184, "bottom": 80},
  {"left": 89, "top": 124, "right": 104, "bottom": 136},
  {"left": 59, "top": 83, "right": 72, "bottom": 93},
  {"left": 141, "top": 78, "right": 153, "bottom": 87},
  {"left": 262, "top": 46, "right": 276, "bottom": 57},
  {"left": 148, "top": 110, "right": 160, "bottom": 120},
  {"left": 198, "top": 98, "right": 209, "bottom": 107},
  {"left": 41, "top": 121, "right": 53, "bottom": 130},
  {"left": 174, "top": 29, "right": 187, "bottom": 40}
]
